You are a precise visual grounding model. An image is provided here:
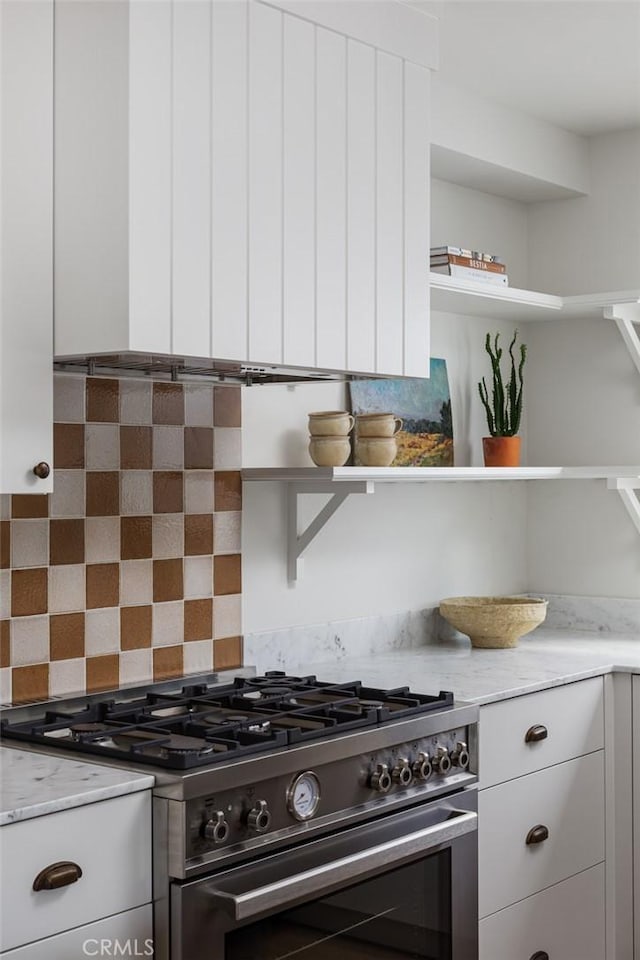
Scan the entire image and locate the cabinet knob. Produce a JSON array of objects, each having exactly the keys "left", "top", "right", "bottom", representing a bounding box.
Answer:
[
  {"left": 525, "top": 724, "right": 548, "bottom": 743},
  {"left": 33, "top": 461, "right": 50, "bottom": 480},
  {"left": 530, "top": 953, "right": 549, "bottom": 960},
  {"left": 33, "top": 861, "right": 83, "bottom": 891},
  {"left": 526, "top": 824, "right": 549, "bottom": 845}
]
